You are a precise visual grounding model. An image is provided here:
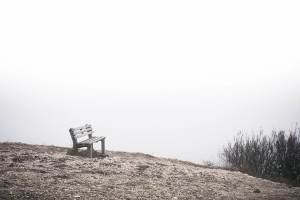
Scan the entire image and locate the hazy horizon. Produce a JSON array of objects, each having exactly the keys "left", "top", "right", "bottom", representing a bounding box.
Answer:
[{"left": 1, "top": 1, "right": 300, "bottom": 164}]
